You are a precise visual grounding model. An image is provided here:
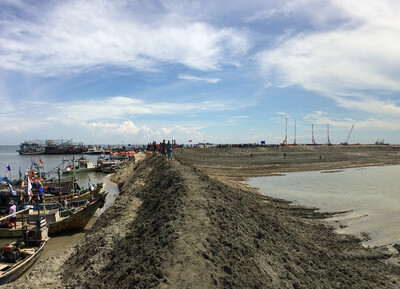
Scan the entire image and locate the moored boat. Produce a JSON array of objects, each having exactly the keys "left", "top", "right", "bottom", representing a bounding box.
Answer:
[
  {"left": 62, "top": 157, "right": 95, "bottom": 175},
  {"left": 83, "top": 146, "right": 106, "bottom": 155},
  {"left": 44, "top": 139, "right": 87, "bottom": 154},
  {"left": 0, "top": 209, "right": 49, "bottom": 284},
  {"left": 17, "top": 141, "right": 45, "bottom": 155},
  {"left": 45, "top": 191, "right": 107, "bottom": 235},
  {"left": 0, "top": 191, "right": 107, "bottom": 238}
]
